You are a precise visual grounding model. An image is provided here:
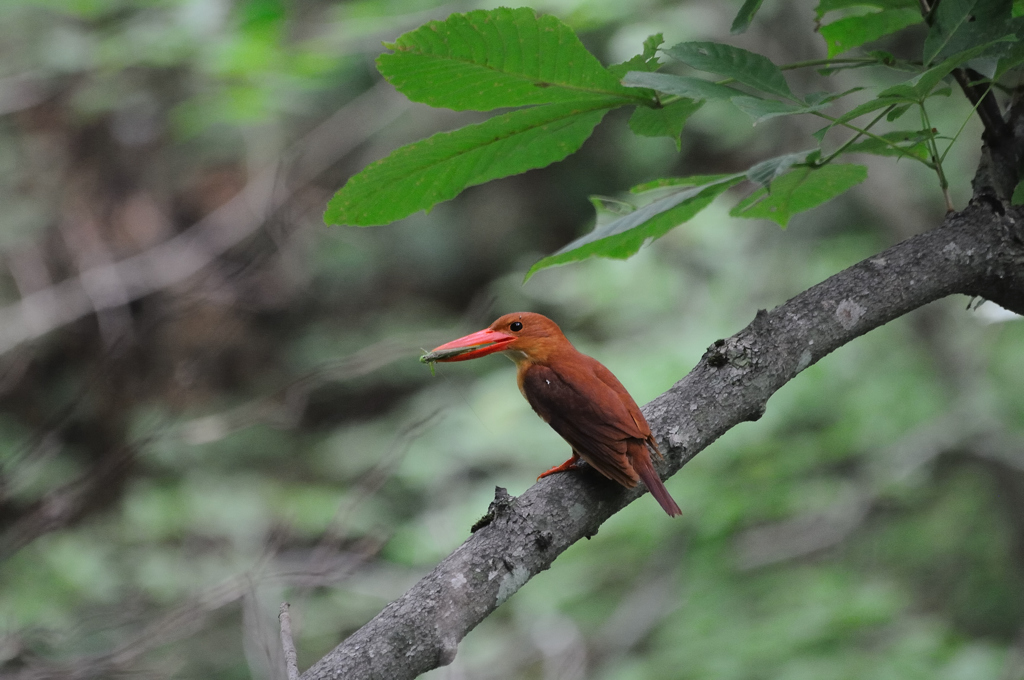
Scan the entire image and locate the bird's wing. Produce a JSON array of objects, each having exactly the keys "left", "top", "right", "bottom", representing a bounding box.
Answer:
[
  {"left": 520, "top": 361, "right": 642, "bottom": 487},
  {"left": 588, "top": 358, "right": 662, "bottom": 457}
]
